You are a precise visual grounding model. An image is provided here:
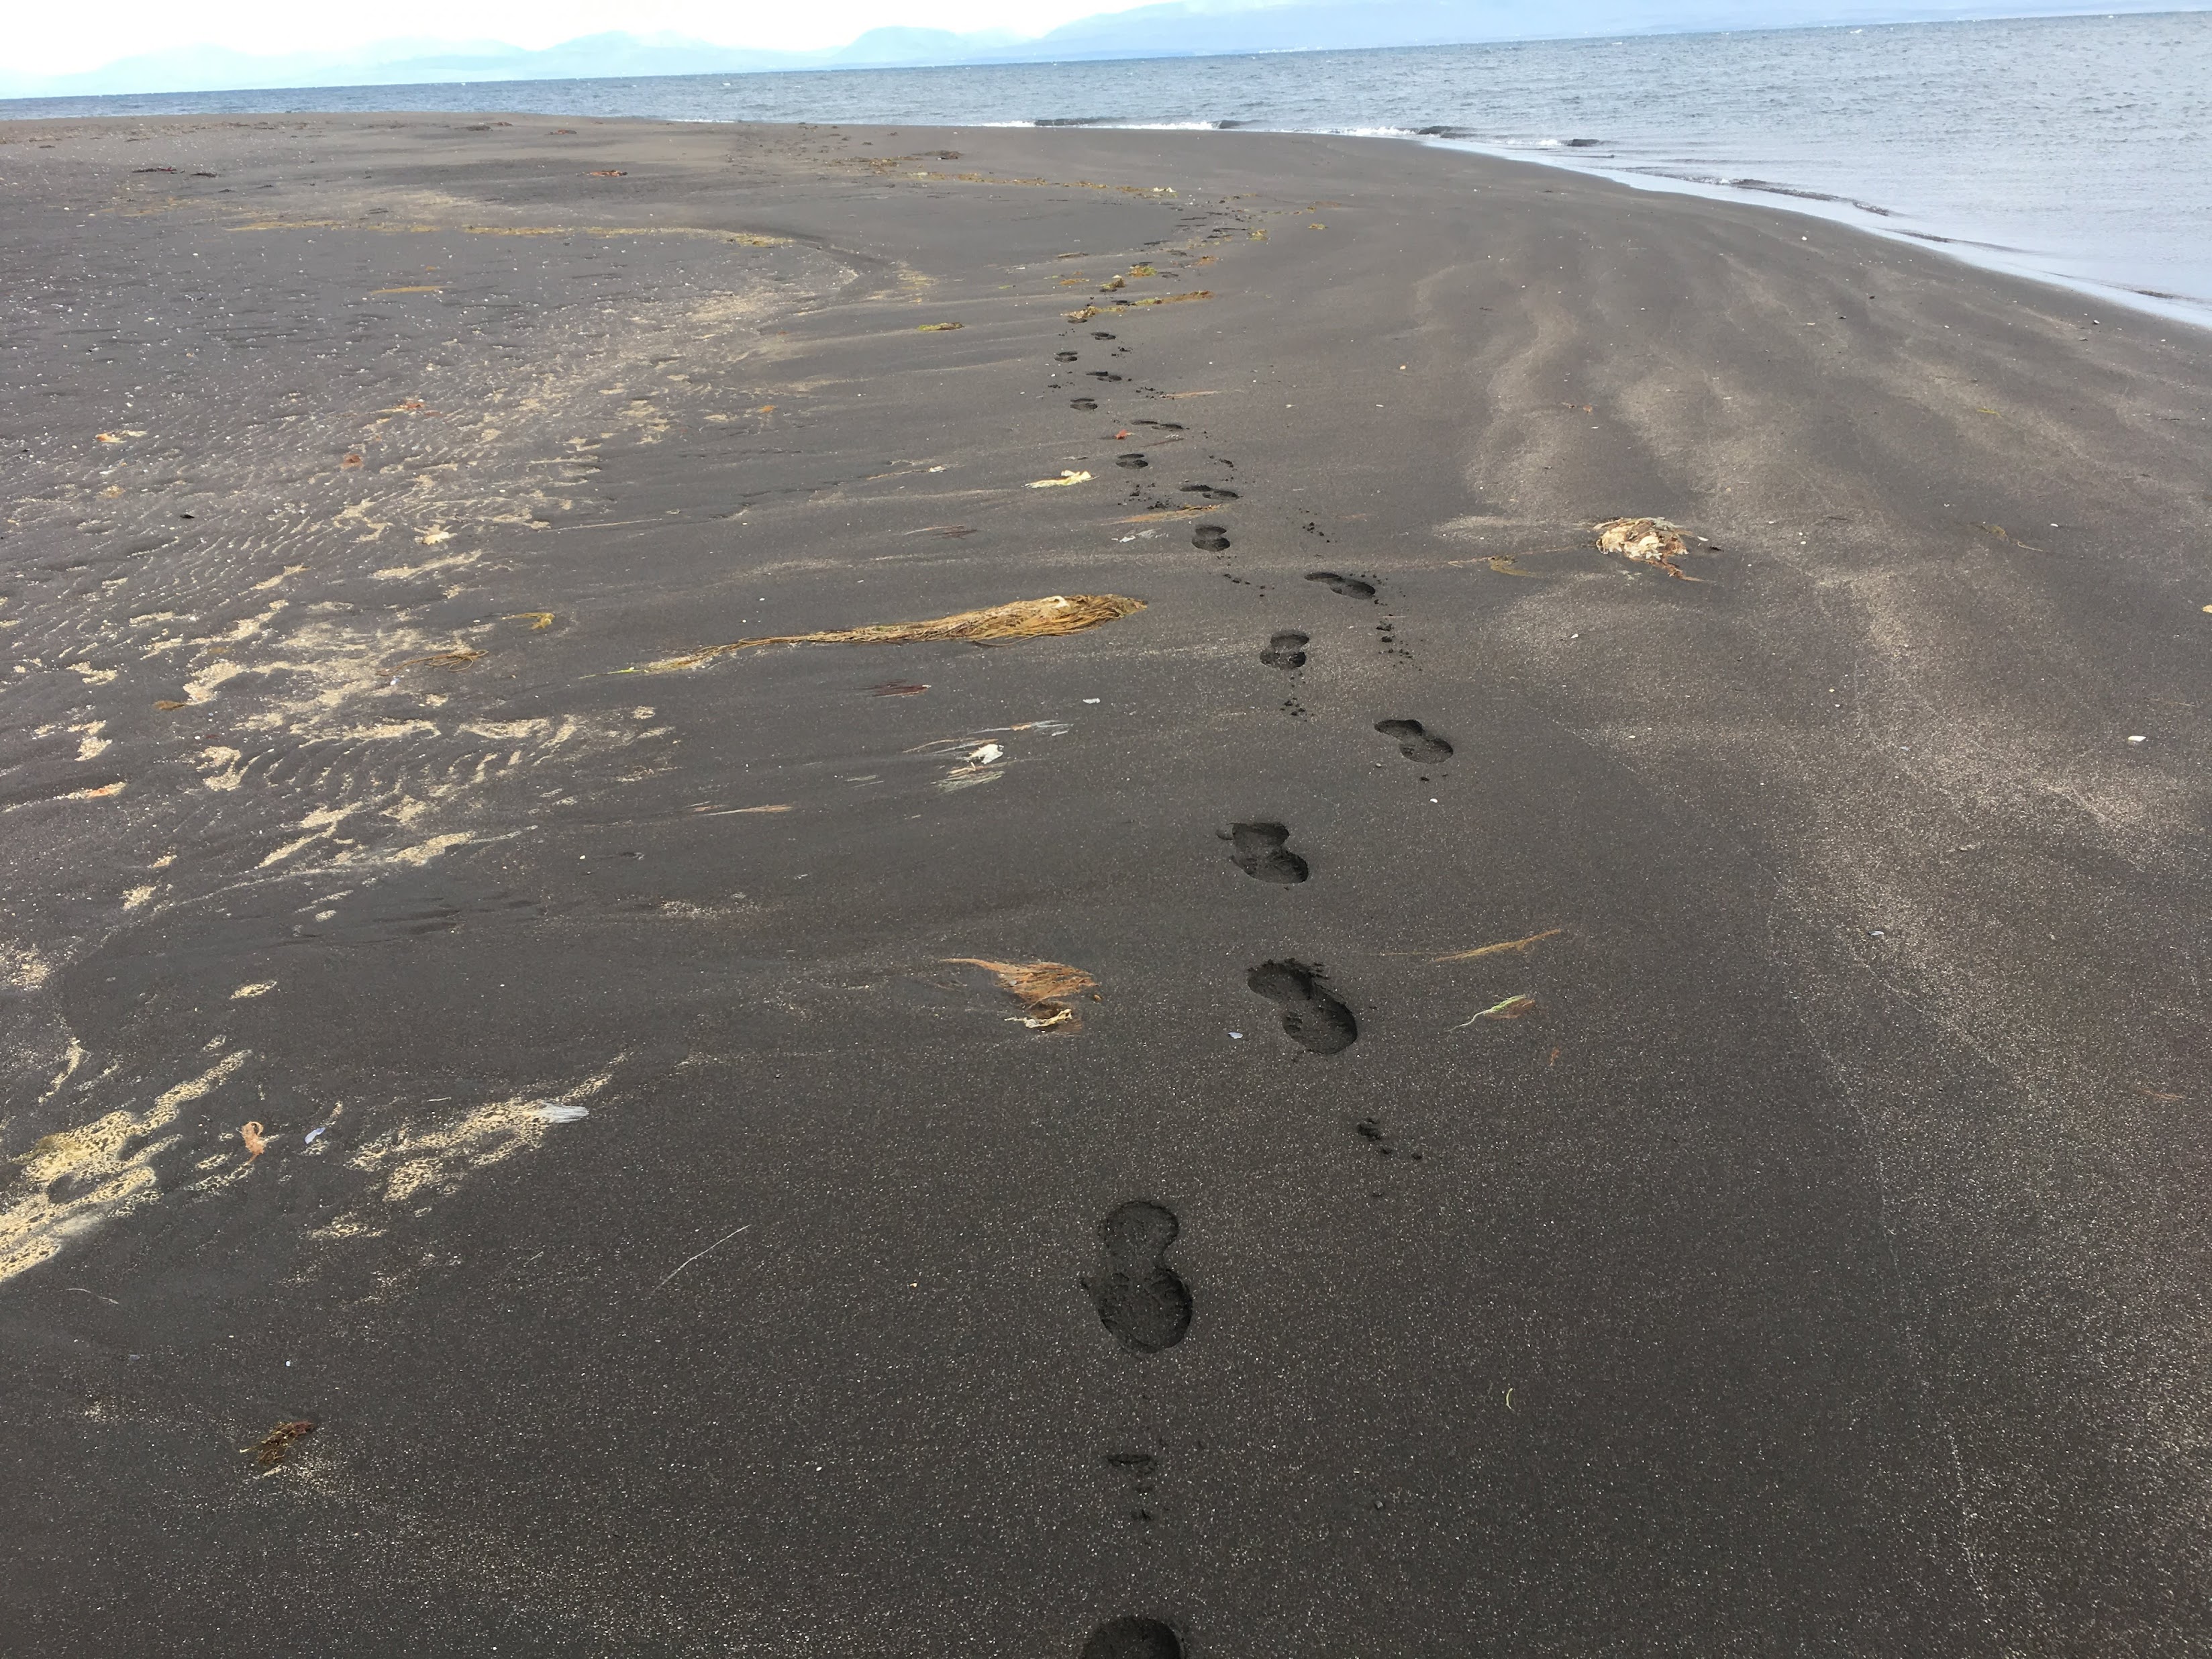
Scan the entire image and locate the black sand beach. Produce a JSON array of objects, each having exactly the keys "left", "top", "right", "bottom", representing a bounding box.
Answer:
[{"left": 3, "top": 114, "right": 2209, "bottom": 1654}]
